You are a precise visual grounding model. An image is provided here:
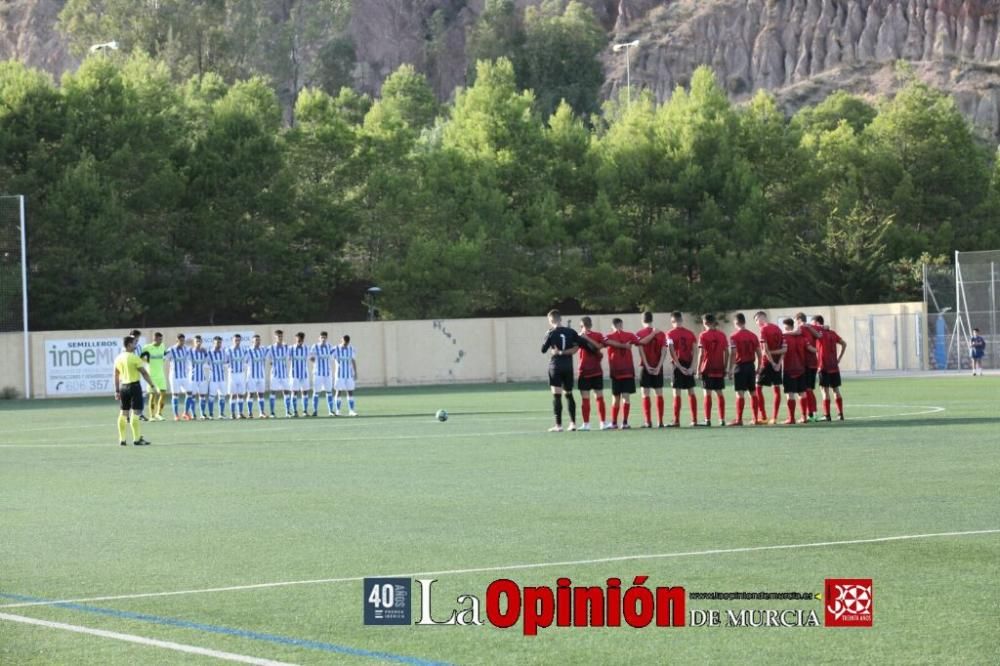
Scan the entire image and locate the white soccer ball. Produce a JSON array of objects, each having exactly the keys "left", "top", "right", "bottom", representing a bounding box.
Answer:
[{"left": 435, "top": 409, "right": 448, "bottom": 422}]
